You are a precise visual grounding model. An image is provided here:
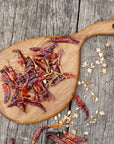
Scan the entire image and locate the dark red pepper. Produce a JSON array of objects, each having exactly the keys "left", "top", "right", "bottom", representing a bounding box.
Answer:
[
  {"left": 51, "top": 36, "right": 80, "bottom": 44},
  {"left": 9, "top": 138, "right": 15, "bottom": 144},
  {"left": 46, "top": 133, "right": 65, "bottom": 144},
  {"left": 74, "top": 94, "right": 89, "bottom": 121},
  {"left": 27, "top": 101, "right": 46, "bottom": 113},
  {"left": 33, "top": 43, "right": 58, "bottom": 57},
  {"left": 12, "top": 49, "right": 27, "bottom": 66},
  {"left": 3, "top": 83, "right": 10, "bottom": 104},
  {"left": 64, "top": 132, "right": 88, "bottom": 143},
  {"left": 29, "top": 47, "right": 41, "bottom": 52},
  {"left": 32, "top": 126, "right": 49, "bottom": 144},
  {"left": 62, "top": 137, "right": 77, "bottom": 144}
]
